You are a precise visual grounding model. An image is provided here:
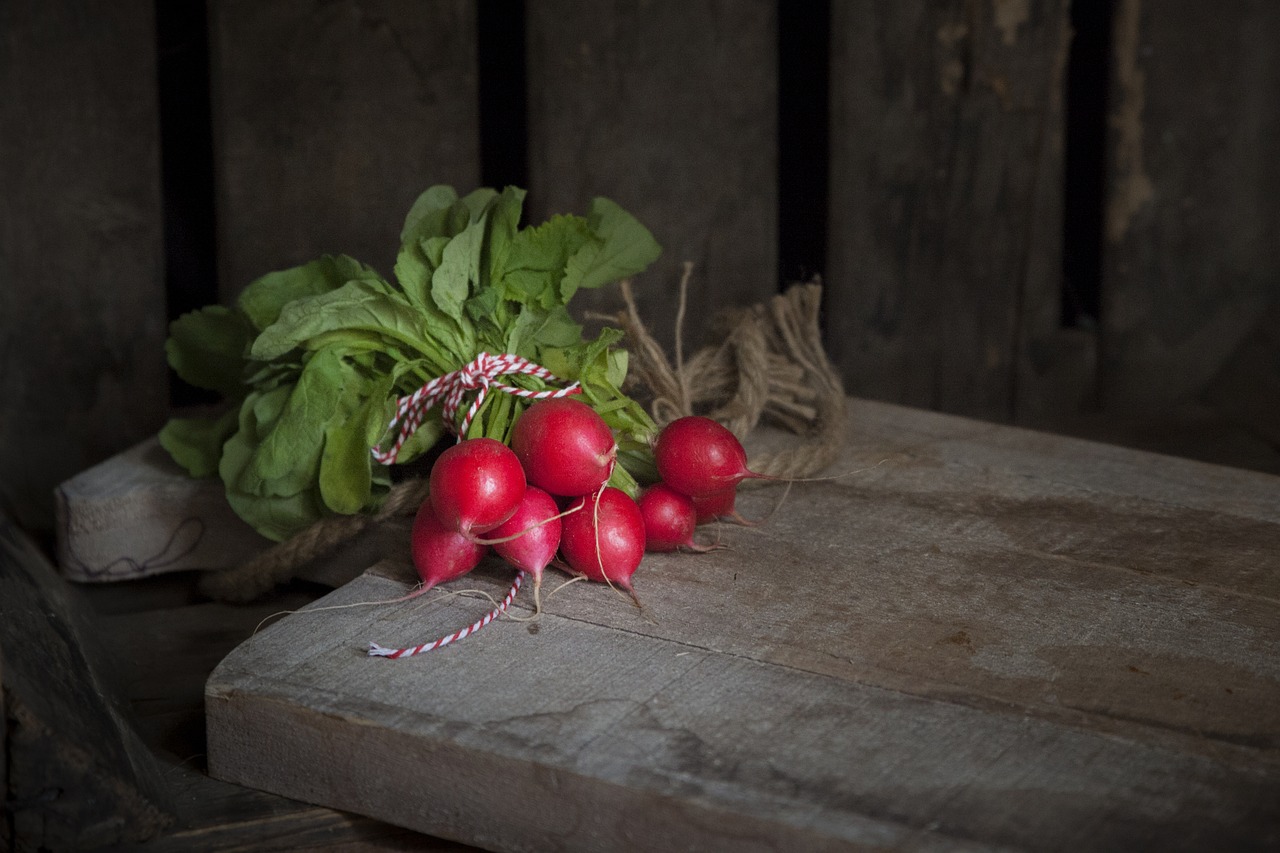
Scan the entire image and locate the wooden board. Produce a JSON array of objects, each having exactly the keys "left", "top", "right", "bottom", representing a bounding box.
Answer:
[
  {"left": 1102, "top": 0, "right": 1280, "bottom": 412},
  {"left": 208, "top": 0, "right": 482, "bottom": 298},
  {"left": 73, "top": 572, "right": 466, "bottom": 852},
  {"left": 55, "top": 437, "right": 268, "bottom": 583},
  {"left": 0, "top": 0, "right": 168, "bottom": 535},
  {"left": 206, "top": 399, "right": 1280, "bottom": 851},
  {"left": 54, "top": 435, "right": 406, "bottom": 590},
  {"left": 825, "top": 1, "right": 1084, "bottom": 424},
  {"left": 525, "top": 0, "right": 778, "bottom": 351},
  {"left": 1, "top": 513, "right": 172, "bottom": 850}
]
